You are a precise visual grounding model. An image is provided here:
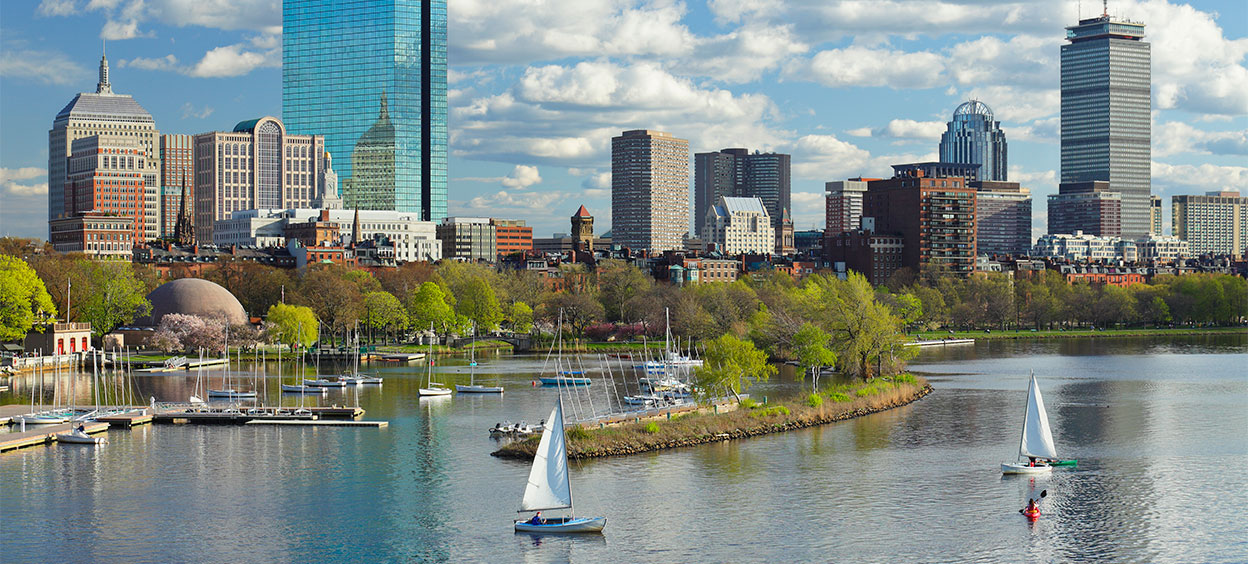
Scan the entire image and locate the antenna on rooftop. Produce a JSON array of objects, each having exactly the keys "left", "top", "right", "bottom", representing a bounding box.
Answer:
[{"left": 1103, "top": 0, "right": 1108, "bottom": 17}]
